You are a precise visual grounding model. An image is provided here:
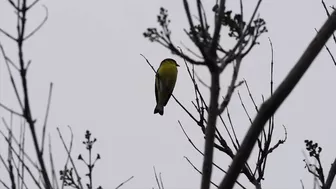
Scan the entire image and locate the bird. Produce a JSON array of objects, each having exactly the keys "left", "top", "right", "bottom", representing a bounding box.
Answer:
[{"left": 154, "top": 58, "right": 179, "bottom": 115}]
